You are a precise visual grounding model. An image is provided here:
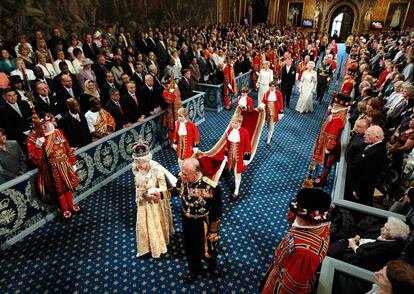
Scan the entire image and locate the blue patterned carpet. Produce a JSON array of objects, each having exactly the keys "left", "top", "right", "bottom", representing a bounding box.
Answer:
[{"left": 1, "top": 46, "right": 347, "bottom": 293}]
